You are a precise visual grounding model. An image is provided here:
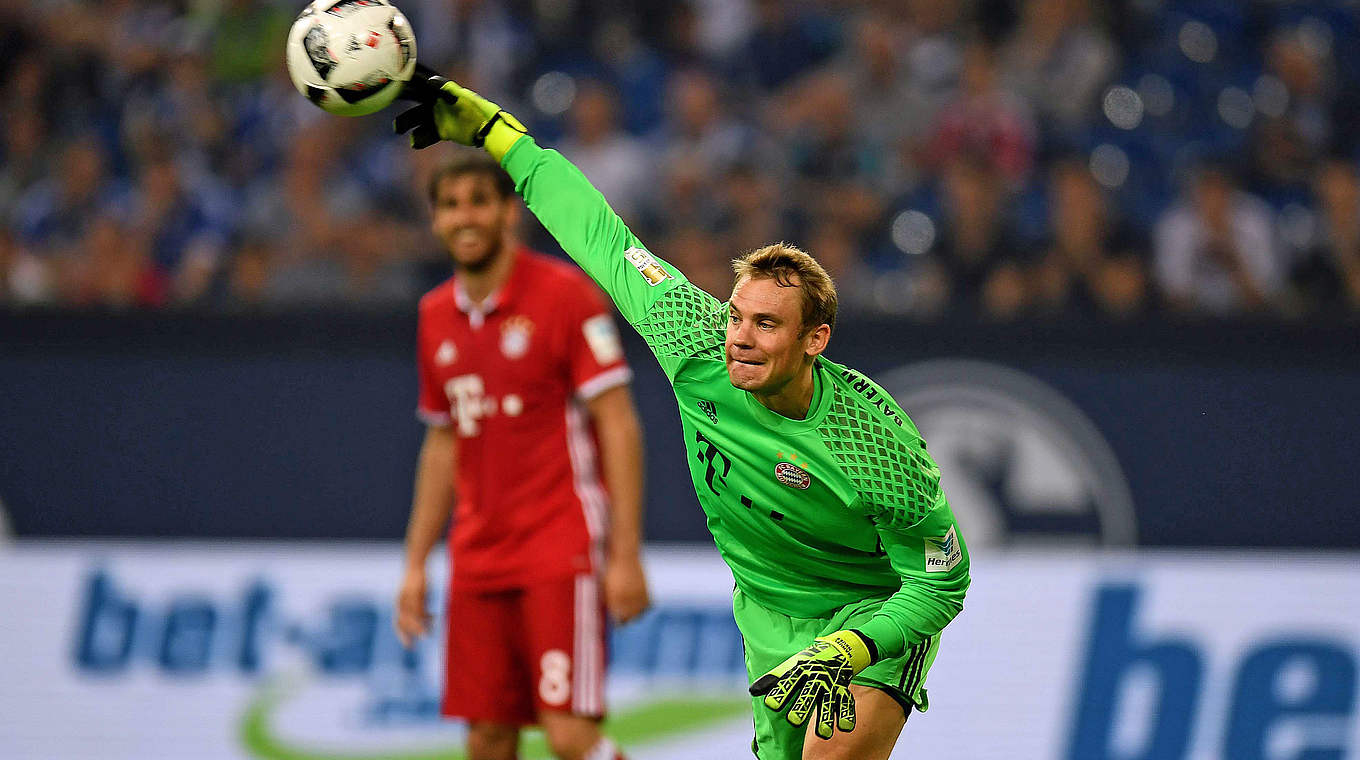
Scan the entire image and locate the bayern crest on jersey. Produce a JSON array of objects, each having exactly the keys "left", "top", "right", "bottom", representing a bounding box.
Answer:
[
  {"left": 500, "top": 316, "right": 534, "bottom": 359},
  {"left": 435, "top": 340, "right": 457, "bottom": 366}
]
